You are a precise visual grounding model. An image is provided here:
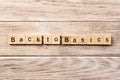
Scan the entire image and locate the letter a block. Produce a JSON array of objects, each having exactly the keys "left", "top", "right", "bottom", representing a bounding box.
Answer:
[
  {"left": 70, "top": 36, "right": 80, "bottom": 44},
  {"left": 17, "top": 35, "right": 26, "bottom": 44}
]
